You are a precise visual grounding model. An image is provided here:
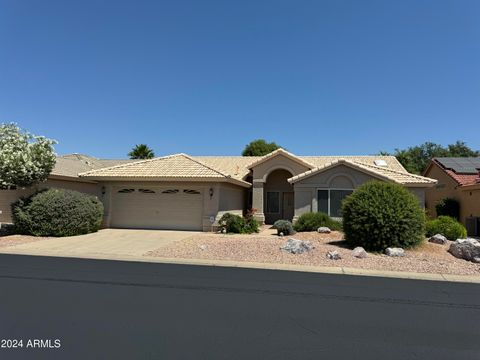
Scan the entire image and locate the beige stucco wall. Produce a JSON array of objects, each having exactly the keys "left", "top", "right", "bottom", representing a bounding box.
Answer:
[
  {"left": 0, "top": 178, "right": 101, "bottom": 223},
  {"left": 293, "top": 164, "right": 427, "bottom": 221},
  {"left": 425, "top": 163, "right": 480, "bottom": 225},
  {"left": 99, "top": 181, "right": 246, "bottom": 231}
]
